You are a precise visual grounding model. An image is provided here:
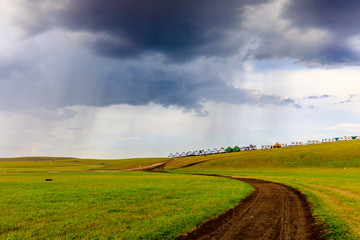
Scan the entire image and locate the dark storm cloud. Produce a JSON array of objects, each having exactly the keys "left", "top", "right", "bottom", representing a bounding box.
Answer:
[
  {"left": 0, "top": 0, "right": 307, "bottom": 113},
  {"left": 16, "top": 0, "right": 267, "bottom": 62},
  {"left": 0, "top": 52, "right": 299, "bottom": 113},
  {"left": 65, "top": 67, "right": 299, "bottom": 113},
  {"left": 280, "top": 0, "right": 360, "bottom": 64},
  {"left": 284, "top": 0, "right": 360, "bottom": 34},
  {"left": 12, "top": 0, "right": 360, "bottom": 65}
]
